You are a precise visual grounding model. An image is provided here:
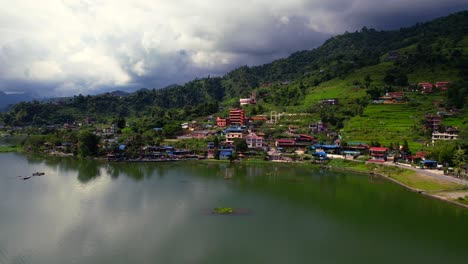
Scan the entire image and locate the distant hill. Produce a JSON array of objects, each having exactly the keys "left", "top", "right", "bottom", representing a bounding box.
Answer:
[{"left": 0, "top": 91, "right": 35, "bottom": 112}]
